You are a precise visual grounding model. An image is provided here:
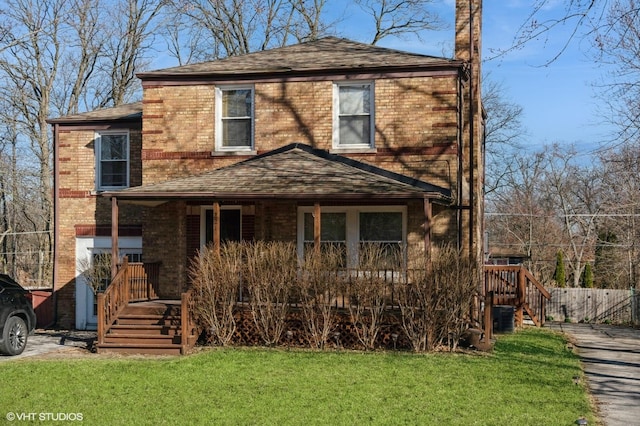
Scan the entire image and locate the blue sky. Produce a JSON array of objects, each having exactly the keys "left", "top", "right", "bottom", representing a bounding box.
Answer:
[{"left": 334, "top": 1, "right": 614, "bottom": 154}]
